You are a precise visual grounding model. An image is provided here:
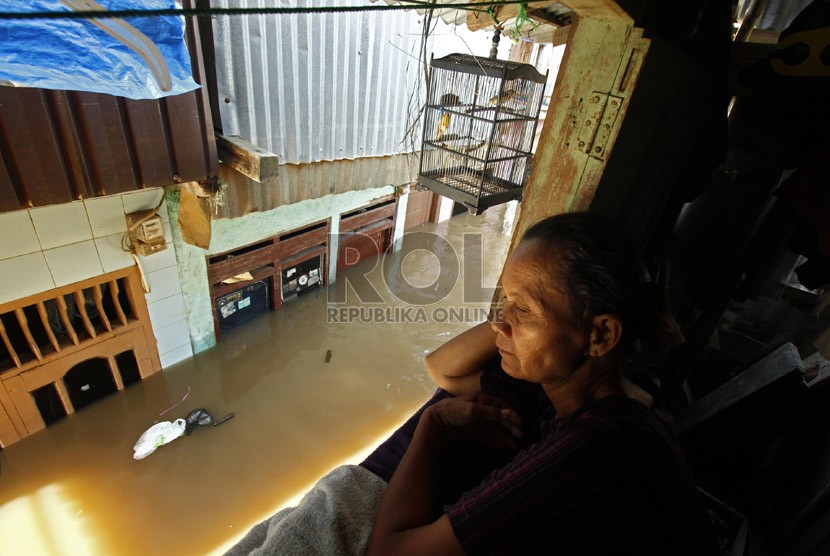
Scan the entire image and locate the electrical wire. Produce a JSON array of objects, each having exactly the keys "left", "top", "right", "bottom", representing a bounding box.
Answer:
[{"left": 0, "top": 1, "right": 531, "bottom": 20}]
